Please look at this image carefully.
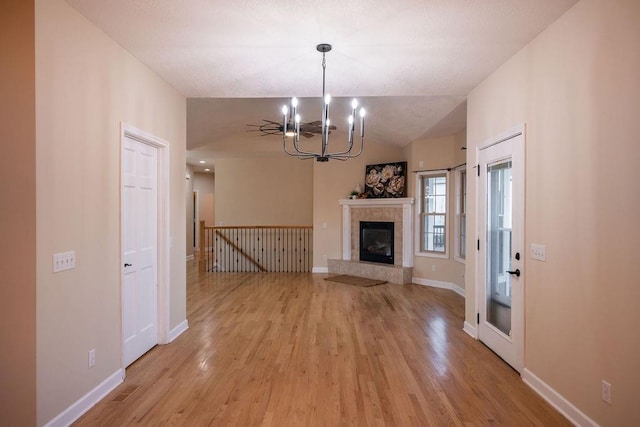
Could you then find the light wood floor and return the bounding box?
[75,262,569,426]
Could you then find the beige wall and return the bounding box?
[215,156,313,226]
[466,0,640,424]
[194,172,215,226]
[35,0,186,424]
[186,165,194,256]
[0,1,37,424]
[406,132,467,288]
[313,138,405,269]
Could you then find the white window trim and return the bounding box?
[415,170,449,259]
[454,166,467,264]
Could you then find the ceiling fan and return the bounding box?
[247,119,336,139]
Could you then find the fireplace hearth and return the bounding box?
[360,221,394,264]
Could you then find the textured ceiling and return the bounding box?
[66,0,578,165]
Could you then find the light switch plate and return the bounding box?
[530,244,546,261]
[53,251,76,272]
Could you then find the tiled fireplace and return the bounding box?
[328,198,414,284]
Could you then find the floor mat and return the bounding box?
[324,274,387,287]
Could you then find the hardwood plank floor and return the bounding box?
[75,262,570,426]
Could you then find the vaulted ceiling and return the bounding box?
[66,0,577,168]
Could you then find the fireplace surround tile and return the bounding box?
[331,198,415,283]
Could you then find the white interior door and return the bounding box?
[478,130,524,372]
[122,136,158,367]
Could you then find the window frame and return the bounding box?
[454,166,467,264]
[415,170,449,259]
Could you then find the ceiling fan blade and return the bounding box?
[247,118,337,138]
[299,125,320,133]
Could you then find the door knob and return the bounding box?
[124,263,132,267]
[506,269,520,277]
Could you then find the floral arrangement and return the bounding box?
[364,162,407,198]
[349,183,363,199]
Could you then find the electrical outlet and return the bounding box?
[53,251,76,272]
[431,265,437,272]
[88,349,96,368]
[601,380,611,405]
[530,243,546,261]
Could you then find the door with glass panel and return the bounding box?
[478,131,524,372]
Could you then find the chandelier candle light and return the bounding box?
[281,43,366,162]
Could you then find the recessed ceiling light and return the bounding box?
[204,168,210,172]
[199,160,206,164]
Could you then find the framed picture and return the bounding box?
[364,162,407,198]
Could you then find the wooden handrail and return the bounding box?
[214,230,267,272]
[205,225,312,230]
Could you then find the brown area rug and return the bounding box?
[324,274,387,287]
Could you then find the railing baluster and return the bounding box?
[201,225,312,273]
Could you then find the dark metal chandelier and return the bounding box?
[281,43,366,162]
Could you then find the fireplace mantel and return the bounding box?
[338,198,415,268]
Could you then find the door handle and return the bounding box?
[124,263,132,267]
[506,269,520,277]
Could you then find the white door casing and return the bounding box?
[477,126,525,373]
[121,123,170,370]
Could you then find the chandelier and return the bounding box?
[281,43,366,162]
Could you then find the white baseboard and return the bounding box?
[44,369,123,427]
[412,277,465,297]
[312,267,328,273]
[168,319,189,343]
[185,254,194,261]
[523,368,598,427]
[463,321,477,339]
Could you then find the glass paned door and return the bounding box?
[477,128,524,373]
[486,161,513,336]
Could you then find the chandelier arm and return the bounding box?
[324,138,355,156]
[283,146,317,161]
[282,138,300,157]
[323,133,364,158]
[292,135,316,155]
[283,143,314,158]
[286,135,320,157]
[283,137,315,158]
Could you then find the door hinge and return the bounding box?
[477,313,480,324]
[477,164,480,177]
[477,239,480,251]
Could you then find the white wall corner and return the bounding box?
[342,204,351,261]
[412,277,465,297]
[43,369,123,427]
[463,321,477,339]
[168,319,189,343]
[312,266,329,274]
[522,369,599,427]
